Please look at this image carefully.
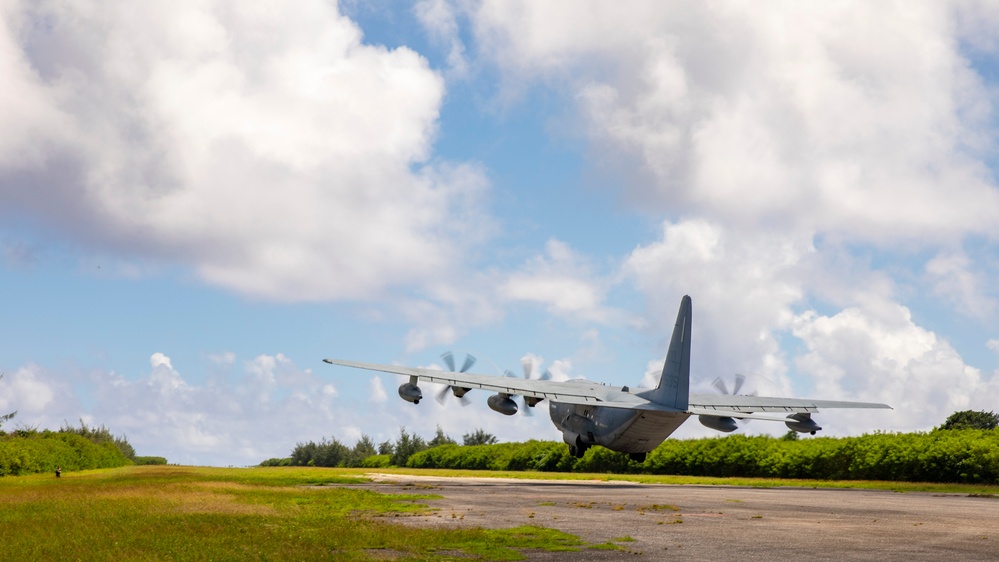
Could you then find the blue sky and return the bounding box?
[2,1,999,466]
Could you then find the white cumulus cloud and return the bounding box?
[925,250,998,320]
[0,0,491,301]
[500,239,614,322]
[470,1,999,243]
[792,300,999,432]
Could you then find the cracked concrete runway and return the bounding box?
[351,474,999,561]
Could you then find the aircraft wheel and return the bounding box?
[568,445,578,457]
[628,452,646,463]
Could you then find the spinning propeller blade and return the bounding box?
[436,352,475,406]
[712,373,755,425]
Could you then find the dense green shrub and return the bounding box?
[504,440,575,472]
[271,422,999,484]
[573,446,641,474]
[407,440,589,473]
[134,456,169,465]
[403,430,999,484]
[0,430,131,476]
[360,454,392,468]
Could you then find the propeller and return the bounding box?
[442,351,476,374]
[502,357,551,416]
[436,352,475,406]
[520,356,552,381]
[712,373,756,425]
[713,373,747,396]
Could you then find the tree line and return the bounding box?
[0,420,137,476]
[1,384,163,475]
[268,411,999,484]
[407,428,999,484]
[413,410,999,484]
[260,426,498,468]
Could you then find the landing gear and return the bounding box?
[628,452,646,463]
[569,444,588,459]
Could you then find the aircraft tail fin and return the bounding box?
[641,295,691,410]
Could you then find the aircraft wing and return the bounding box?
[688,393,892,419]
[323,359,684,412]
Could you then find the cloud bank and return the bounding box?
[0,0,489,301]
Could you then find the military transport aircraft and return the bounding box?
[324,296,891,462]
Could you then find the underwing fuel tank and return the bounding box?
[785,413,821,434]
[398,382,422,404]
[487,394,518,415]
[698,415,738,433]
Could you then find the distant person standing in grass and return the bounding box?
[56,466,61,478]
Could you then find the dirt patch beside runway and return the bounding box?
[348,473,998,561]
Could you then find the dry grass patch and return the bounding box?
[166,489,279,516]
[637,503,680,515]
[0,465,596,560]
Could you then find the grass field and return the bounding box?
[3,466,996,561]
[0,466,587,561]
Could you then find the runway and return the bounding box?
[355,474,998,561]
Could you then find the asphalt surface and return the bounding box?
[352,473,999,561]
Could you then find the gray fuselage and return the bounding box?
[548,400,689,454]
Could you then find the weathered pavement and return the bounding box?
[349,473,999,561]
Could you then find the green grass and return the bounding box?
[339,466,999,495]
[0,466,587,561]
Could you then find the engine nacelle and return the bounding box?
[398,382,422,404]
[698,415,738,433]
[487,393,518,415]
[785,413,821,434]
